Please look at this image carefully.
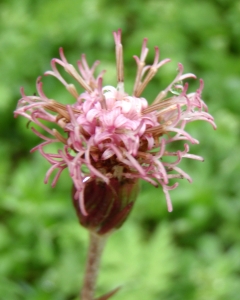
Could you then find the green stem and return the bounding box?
[81,232,107,300]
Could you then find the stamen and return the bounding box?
[133,45,170,97]
[65,64,93,92]
[152,90,167,105]
[97,77,107,109]
[145,124,164,135]
[52,128,68,144]
[133,38,148,96]
[135,67,157,97]
[66,84,79,99]
[113,29,124,92]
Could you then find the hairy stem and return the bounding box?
[81,232,107,300]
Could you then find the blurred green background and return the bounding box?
[1,0,240,299]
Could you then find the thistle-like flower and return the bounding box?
[14,29,216,233]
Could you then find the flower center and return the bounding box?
[102,85,148,117]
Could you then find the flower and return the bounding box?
[14,29,216,226]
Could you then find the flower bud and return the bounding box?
[72,178,139,235]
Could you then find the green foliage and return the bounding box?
[1,0,240,299]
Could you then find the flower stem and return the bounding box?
[81,231,107,300]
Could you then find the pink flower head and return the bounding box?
[14,29,216,219]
